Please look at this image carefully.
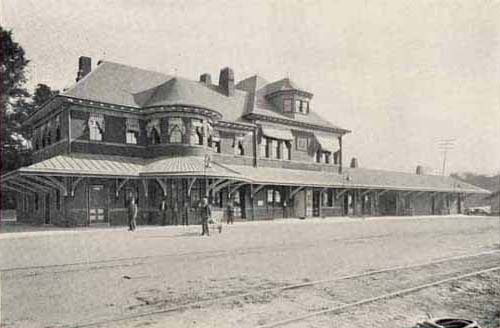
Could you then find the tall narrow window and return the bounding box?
[316,149,322,163]
[260,138,267,158]
[35,193,39,211]
[55,116,61,142]
[274,190,281,203]
[167,118,185,144]
[147,119,161,145]
[266,139,274,158]
[191,119,204,145]
[296,99,302,113]
[126,118,140,144]
[234,136,244,156]
[285,141,292,160]
[334,150,340,165]
[283,99,293,113]
[41,125,46,147]
[46,121,52,146]
[56,189,61,210]
[88,113,104,141]
[34,128,40,150]
[267,189,274,203]
[275,140,281,159]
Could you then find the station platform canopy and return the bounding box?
[1,154,490,195]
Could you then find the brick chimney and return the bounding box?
[350,157,359,168]
[200,73,212,85]
[76,56,92,82]
[219,67,235,96]
[416,165,424,175]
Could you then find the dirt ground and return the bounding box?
[1,215,499,328]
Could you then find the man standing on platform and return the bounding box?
[128,193,138,231]
[200,197,211,236]
[226,199,234,224]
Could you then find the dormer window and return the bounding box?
[297,100,309,114]
[283,98,293,113]
[283,98,309,114]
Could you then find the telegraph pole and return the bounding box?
[438,139,456,176]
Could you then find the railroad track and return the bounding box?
[258,265,500,328]
[65,250,500,328]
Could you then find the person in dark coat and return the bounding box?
[200,197,211,236]
[226,200,234,224]
[182,200,189,225]
[128,195,138,231]
[172,201,179,225]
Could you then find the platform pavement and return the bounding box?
[0,214,493,240]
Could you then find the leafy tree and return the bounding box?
[1,26,30,174]
[32,83,59,107]
[1,26,59,174]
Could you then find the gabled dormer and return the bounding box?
[264,78,313,116]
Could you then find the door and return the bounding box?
[44,193,51,224]
[89,185,106,224]
[237,189,246,219]
[294,190,306,218]
[312,190,321,217]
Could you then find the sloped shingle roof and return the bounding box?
[5,154,488,194]
[225,164,488,194]
[15,154,246,180]
[62,62,347,131]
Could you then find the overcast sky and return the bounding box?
[1,0,499,175]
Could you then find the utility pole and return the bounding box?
[438,139,456,176]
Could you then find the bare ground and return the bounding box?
[1,215,499,328]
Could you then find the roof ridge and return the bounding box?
[97,60,170,78]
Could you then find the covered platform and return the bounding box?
[1,154,490,226]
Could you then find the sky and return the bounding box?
[1,0,499,175]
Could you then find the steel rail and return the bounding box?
[258,265,500,328]
[66,250,499,328]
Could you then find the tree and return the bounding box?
[1,27,60,174]
[32,83,59,108]
[1,26,31,174]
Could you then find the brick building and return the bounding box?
[1,57,489,226]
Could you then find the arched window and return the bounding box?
[150,128,160,144]
[167,118,185,144]
[170,127,182,143]
[146,119,161,145]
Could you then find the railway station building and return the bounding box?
[1,57,489,226]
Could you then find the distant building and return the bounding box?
[482,190,500,214]
[0,57,489,226]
